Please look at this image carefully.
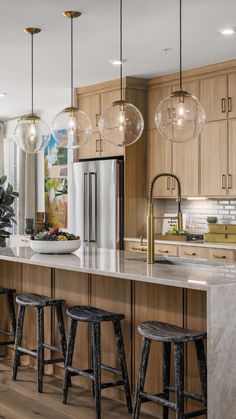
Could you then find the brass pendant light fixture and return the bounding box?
[14,28,51,153]
[52,11,92,149]
[155,0,206,143]
[99,0,144,147]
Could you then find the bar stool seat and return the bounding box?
[68,305,125,322]
[0,287,16,346]
[12,292,67,393]
[63,305,132,419]
[138,321,207,342]
[16,293,65,307]
[134,321,207,419]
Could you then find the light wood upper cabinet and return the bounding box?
[77,132,101,160]
[146,130,172,197]
[78,94,100,132]
[147,85,171,129]
[228,72,236,119]
[228,119,236,194]
[200,75,228,122]
[200,120,228,196]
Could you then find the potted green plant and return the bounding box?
[0,175,19,247]
[207,216,218,224]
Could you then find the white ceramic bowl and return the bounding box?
[30,239,80,254]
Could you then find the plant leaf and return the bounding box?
[0,176,7,185]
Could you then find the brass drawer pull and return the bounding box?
[227,174,232,189]
[167,177,170,190]
[213,254,226,259]
[158,249,169,254]
[100,139,103,152]
[228,97,232,113]
[95,113,101,126]
[96,139,100,152]
[172,178,175,190]
[184,252,196,256]
[221,174,226,189]
[221,97,226,113]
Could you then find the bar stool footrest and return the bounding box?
[185,407,207,418]
[139,391,176,409]
[17,347,37,357]
[44,358,64,365]
[67,366,94,380]
[0,340,15,345]
[43,343,63,353]
[101,363,122,376]
[0,328,14,337]
[166,384,205,403]
[101,380,125,389]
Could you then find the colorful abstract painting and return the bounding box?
[44,135,68,228]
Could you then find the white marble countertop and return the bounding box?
[125,237,236,250]
[1,246,236,291]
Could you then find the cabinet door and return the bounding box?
[200,75,227,121]
[100,89,124,157]
[147,85,171,129]
[200,121,228,196]
[77,132,101,160]
[228,119,236,195]
[146,129,172,197]
[228,72,236,119]
[77,94,100,132]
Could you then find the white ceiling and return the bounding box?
[0,0,236,119]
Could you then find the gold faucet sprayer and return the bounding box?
[147,173,183,264]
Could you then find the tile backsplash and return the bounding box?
[153,199,236,234]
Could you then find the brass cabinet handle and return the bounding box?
[172,178,175,190]
[228,97,232,113]
[212,254,226,259]
[184,251,196,256]
[167,177,170,190]
[221,98,226,113]
[227,174,232,189]
[96,139,100,152]
[100,139,103,152]
[95,113,101,126]
[158,249,169,254]
[221,174,226,189]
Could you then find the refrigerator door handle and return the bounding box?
[89,172,97,242]
[84,173,89,242]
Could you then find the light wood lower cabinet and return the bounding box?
[178,246,209,259]
[155,243,178,256]
[208,248,235,262]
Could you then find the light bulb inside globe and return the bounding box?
[99,100,144,147]
[14,114,51,153]
[52,107,92,149]
[155,90,206,143]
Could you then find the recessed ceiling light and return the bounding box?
[0,92,7,97]
[219,27,236,36]
[110,59,127,66]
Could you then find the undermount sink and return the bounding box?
[124,255,213,266]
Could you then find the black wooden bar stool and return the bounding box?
[63,305,132,419]
[133,321,207,419]
[12,293,67,393]
[0,287,16,346]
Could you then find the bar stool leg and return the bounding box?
[195,339,207,406]
[7,292,16,338]
[162,342,171,419]
[133,338,151,419]
[174,342,184,419]
[63,318,77,404]
[113,319,133,414]
[12,305,25,380]
[92,322,101,419]
[37,307,45,393]
[56,305,67,360]
[90,322,95,397]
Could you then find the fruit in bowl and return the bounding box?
[30,228,80,254]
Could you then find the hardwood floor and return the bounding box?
[0,358,155,419]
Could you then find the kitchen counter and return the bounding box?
[125,236,236,250]
[0,246,235,418]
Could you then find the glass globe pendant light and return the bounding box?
[52,11,92,149]
[155,0,206,143]
[99,0,144,147]
[14,28,51,154]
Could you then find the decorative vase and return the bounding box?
[25,218,34,235]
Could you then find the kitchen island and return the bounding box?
[0,246,235,419]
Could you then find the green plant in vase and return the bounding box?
[0,175,19,246]
[207,216,218,224]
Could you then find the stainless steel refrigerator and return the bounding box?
[68,159,124,249]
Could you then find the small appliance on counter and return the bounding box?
[68,158,124,250]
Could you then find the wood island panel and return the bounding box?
[134,282,183,418]
[90,274,132,401]
[54,269,90,388]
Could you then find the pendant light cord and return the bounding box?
[120,0,123,101]
[179,0,183,91]
[31,33,34,115]
[71,16,74,108]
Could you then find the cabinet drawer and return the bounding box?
[208,248,235,262]
[154,244,178,256]
[124,241,147,252]
[178,246,209,259]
